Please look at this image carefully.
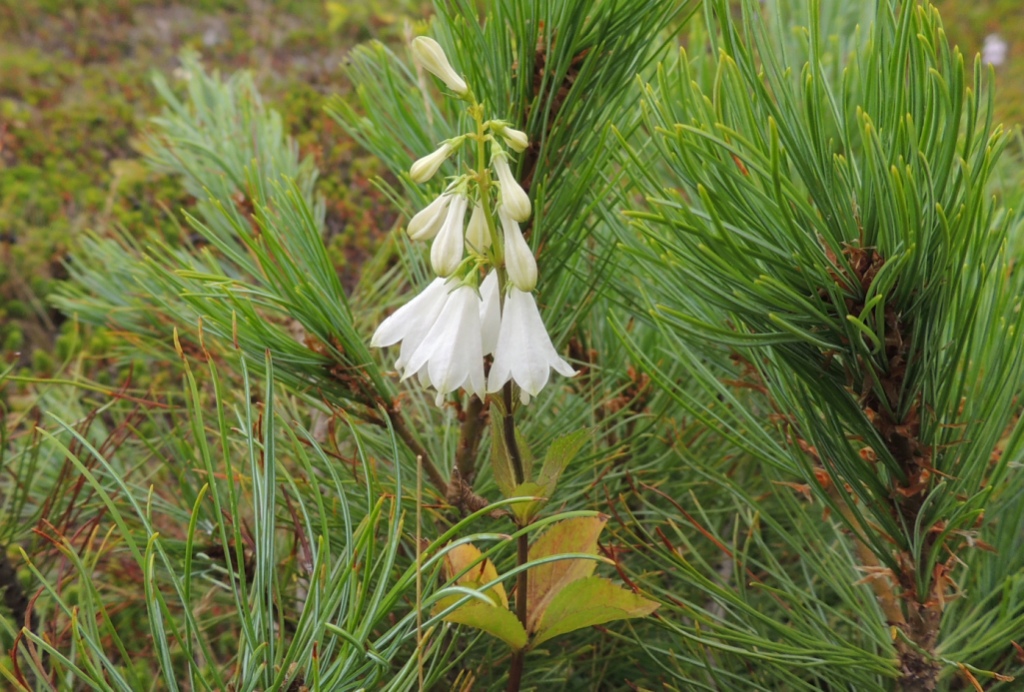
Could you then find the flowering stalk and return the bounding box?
[377,40,576,408]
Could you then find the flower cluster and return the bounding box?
[371,37,574,406]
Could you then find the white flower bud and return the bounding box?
[492,150,531,222]
[499,207,537,292]
[411,36,468,96]
[407,193,451,241]
[465,200,491,253]
[431,193,468,277]
[500,126,529,153]
[410,141,454,183]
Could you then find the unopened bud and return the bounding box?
[500,126,529,153]
[410,141,454,183]
[492,150,531,222]
[407,193,451,241]
[465,200,491,253]
[500,207,537,292]
[411,36,469,96]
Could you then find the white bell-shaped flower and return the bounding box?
[411,36,469,96]
[465,200,491,253]
[403,283,486,404]
[499,126,529,153]
[410,141,454,184]
[371,277,452,372]
[479,270,501,356]
[408,193,451,241]
[487,287,576,404]
[499,208,537,292]
[431,193,468,277]
[491,150,531,222]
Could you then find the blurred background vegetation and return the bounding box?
[0,0,426,371]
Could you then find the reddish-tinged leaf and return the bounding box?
[531,576,660,647]
[526,515,607,632]
[432,596,527,650]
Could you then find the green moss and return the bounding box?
[5,300,27,319]
[2,328,24,353]
[31,348,54,374]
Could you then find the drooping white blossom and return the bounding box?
[410,141,454,183]
[488,287,575,404]
[407,193,451,241]
[465,200,491,253]
[479,271,501,356]
[499,208,537,292]
[371,277,452,372]
[403,284,486,404]
[431,193,468,276]
[411,36,469,96]
[491,150,531,222]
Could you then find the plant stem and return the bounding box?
[502,384,525,484]
[454,395,486,483]
[507,533,530,692]
[501,382,528,692]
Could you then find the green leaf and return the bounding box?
[489,409,517,498]
[526,515,607,632]
[432,597,527,651]
[490,402,537,499]
[537,429,589,496]
[531,576,660,647]
[517,428,535,484]
[509,481,547,525]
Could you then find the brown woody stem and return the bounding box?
[502,382,529,692]
[454,395,486,483]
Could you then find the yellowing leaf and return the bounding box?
[526,516,607,632]
[442,543,507,609]
[432,597,527,650]
[531,576,659,647]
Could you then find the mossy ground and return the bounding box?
[0,0,426,372]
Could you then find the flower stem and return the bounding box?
[501,381,529,692]
[454,395,486,483]
[502,383,525,484]
[507,534,529,692]
[471,102,503,263]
